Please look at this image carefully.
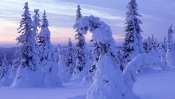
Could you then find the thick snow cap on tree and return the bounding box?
[11,62,45,88]
[42,44,62,87]
[123,54,145,88]
[77,16,116,50]
[123,51,167,90]
[76,15,139,99]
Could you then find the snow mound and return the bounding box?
[87,53,139,99]
[11,65,45,88]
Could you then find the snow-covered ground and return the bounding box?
[0,68,175,99]
[134,68,175,99]
[0,83,89,99]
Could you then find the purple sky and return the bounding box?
[0,0,175,46]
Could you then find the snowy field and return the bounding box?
[134,68,175,99]
[0,68,175,99]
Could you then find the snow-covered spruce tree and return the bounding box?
[145,35,157,53]
[151,34,159,52]
[142,37,153,54]
[142,39,148,53]
[152,40,162,68]
[167,25,174,52]
[123,0,144,69]
[117,48,125,70]
[72,5,87,81]
[166,25,175,66]
[0,54,9,79]
[37,10,62,87]
[66,38,76,77]
[158,43,167,71]
[143,35,161,69]
[147,36,153,53]
[76,15,139,99]
[58,45,70,83]
[0,53,12,86]
[10,47,20,84]
[12,2,44,87]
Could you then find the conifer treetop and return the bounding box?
[68,38,73,46]
[76,5,83,21]
[41,10,49,29]
[32,9,40,30]
[168,25,174,34]
[126,0,141,17]
[17,2,32,44]
[167,25,174,51]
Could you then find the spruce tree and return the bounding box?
[72,5,87,81]
[37,10,62,87]
[0,54,13,86]
[166,25,175,66]
[16,2,39,70]
[159,43,167,71]
[58,45,70,83]
[151,34,159,51]
[37,10,51,61]
[167,25,174,52]
[147,36,153,53]
[123,0,144,68]
[12,2,44,87]
[66,38,75,76]
[0,54,9,79]
[37,10,49,44]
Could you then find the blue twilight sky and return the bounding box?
[0,0,175,46]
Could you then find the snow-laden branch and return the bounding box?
[123,52,167,88]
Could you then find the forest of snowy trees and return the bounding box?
[0,0,175,99]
